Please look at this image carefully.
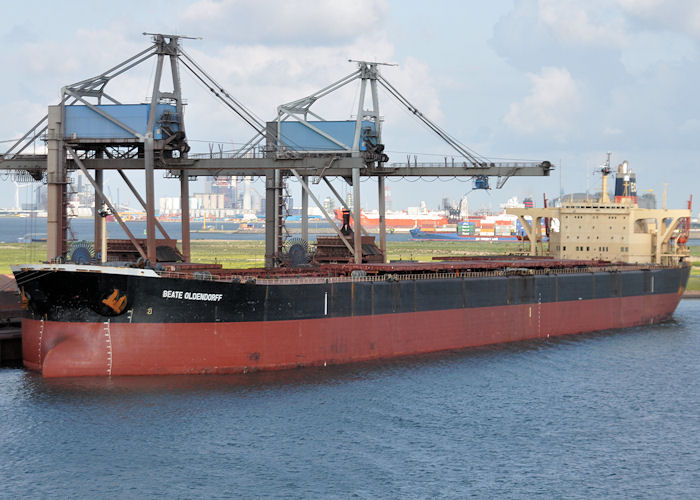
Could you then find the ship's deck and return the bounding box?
[13,257,689,287]
[156,255,667,282]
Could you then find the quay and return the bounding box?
[0,274,22,367]
[0,328,22,367]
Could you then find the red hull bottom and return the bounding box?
[23,292,683,377]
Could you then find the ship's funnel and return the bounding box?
[614,161,637,203]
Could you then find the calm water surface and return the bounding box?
[1,301,699,498]
[0,217,418,243]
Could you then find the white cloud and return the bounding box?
[180,0,389,45]
[174,35,447,153]
[537,0,700,47]
[617,0,700,37]
[178,36,398,143]
[381,57,443,122]
[15,29,143,80]
[538,0,627,48]
[504,67,582,138]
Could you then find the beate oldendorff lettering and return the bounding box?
[162,289,223,301]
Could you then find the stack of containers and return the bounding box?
[480,222,495,236]
[495,220,513,236]
[457,222,476,235]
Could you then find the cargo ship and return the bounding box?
[409,212,531,241]
[13,162,692,377]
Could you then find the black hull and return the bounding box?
[16,264,690,326]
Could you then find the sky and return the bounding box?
[1,0,699,214]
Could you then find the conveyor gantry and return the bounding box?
[0,34,552,269]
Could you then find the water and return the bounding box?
[4,216,699,245]
[0,216,418,242]
[1,301,699,498]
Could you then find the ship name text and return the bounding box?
[162,289,223,302]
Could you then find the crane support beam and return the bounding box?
[290,169,355,256]
[0,156,47,172]
[66,146,147,260]
[2,156,552,179]
[117,169,171,240]
[76,158,551,177]
[322,177,369,237]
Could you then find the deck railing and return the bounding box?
[155,263,681,285]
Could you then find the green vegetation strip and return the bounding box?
[0,243,46,275]
[190,240,265,269]
[687,277,700,292]
[0,240,523,274]
[191,240,524,269]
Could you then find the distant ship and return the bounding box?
[409,228,520,242]
[334,208,448,229]
[410,214,525,241]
